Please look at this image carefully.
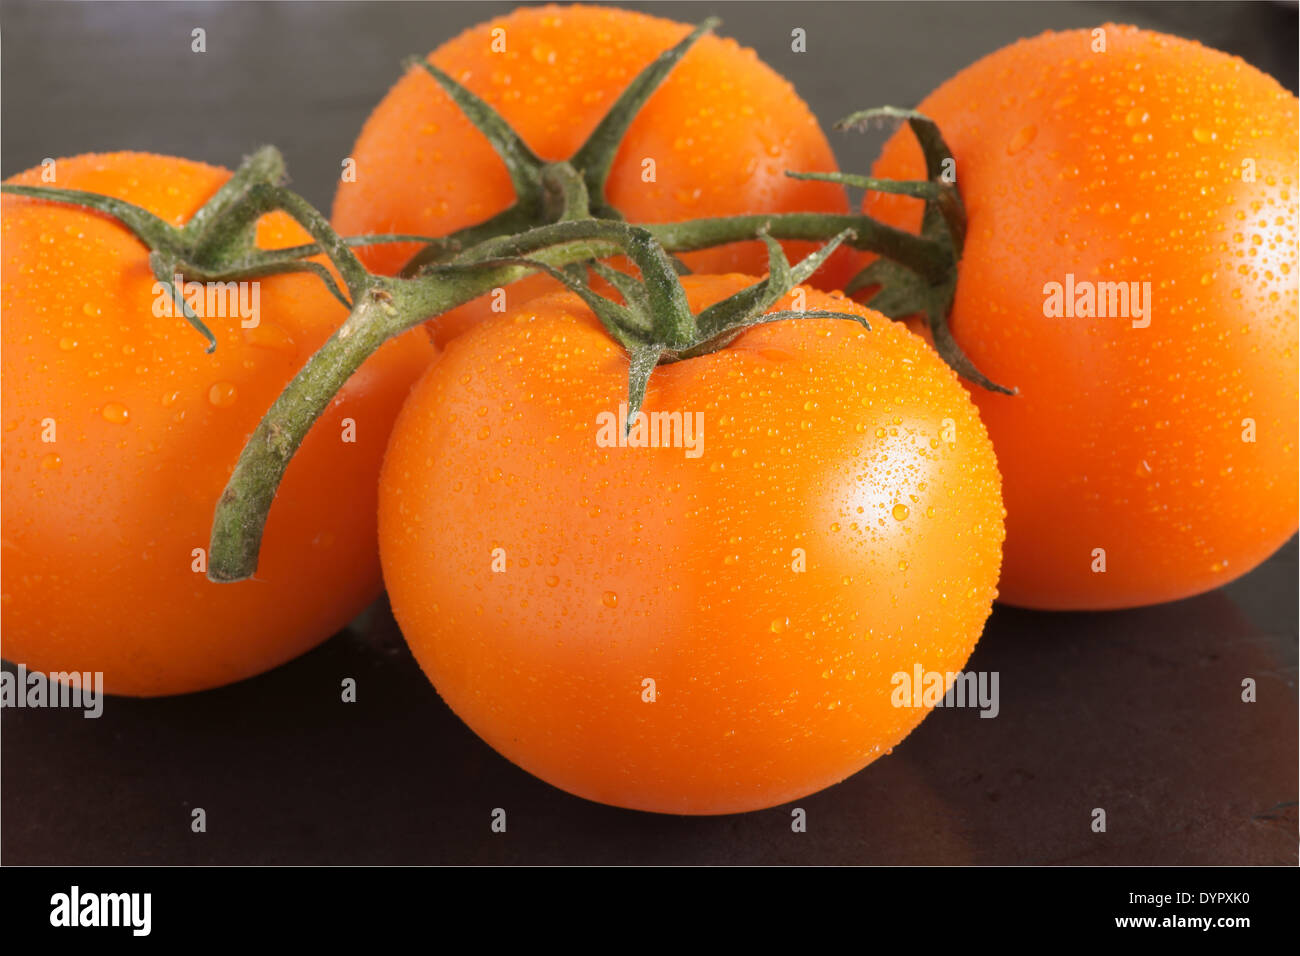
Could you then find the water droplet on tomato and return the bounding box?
[1006,124,1037,155]
[208,382,238,407]
[243,323,295,353]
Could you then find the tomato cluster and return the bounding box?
[2,7,1295,815]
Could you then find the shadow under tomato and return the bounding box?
[2,540,1295,864]
[889,580,1297,865]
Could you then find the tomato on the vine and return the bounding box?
[333,4,856,344]
[1,153,433,696]
[378,275,1004,814]
[868,25,1298,609]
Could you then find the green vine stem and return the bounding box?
[212,220,867,583]
[2,155,976,582]
[0,21,1010,583]
[206,222,644,581]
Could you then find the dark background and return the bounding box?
[1,1,1296,864]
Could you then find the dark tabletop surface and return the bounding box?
[1,1,1296,865]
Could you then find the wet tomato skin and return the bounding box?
[2,153,434,696]
[379,275,1004,814]
[868,25,1298,609]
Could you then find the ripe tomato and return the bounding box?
[1,153,434,696]
[868,25,1298,609]
[333,4,855,345]
[379,275,1004,814]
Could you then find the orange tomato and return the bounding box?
[333,4,855,345]
[868,25,1298,609]
[379,275,1004,814]
[1,153,433,696]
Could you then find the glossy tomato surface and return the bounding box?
[379,275,1004,814]
[2,153,434,695]
[333,4,855,344]
[869,25,1298,609]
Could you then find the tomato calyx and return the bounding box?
[0,146,444,352]
[388,24,1006,392]
[473,222,865,423]
[796,108,1014,395]
[2,147,296,352]
[396,18,721,275]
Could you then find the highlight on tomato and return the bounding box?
[333,3,857,344]
[865,24,1298,610]
[377,248,1005,814]
[1,153,433,696]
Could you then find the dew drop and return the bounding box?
[207,382,238,407]
[101,402,129,424]
[891,503,910,521]
[1006,124,1037,155]
[601,591,618,609]
[243,324,295,353]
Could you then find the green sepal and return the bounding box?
[569,18,719,218]
[149,253,217,352]
[2,184,183,253]
[693,228,852,339]
[833,106,1012,393]
[405,56,545,204]
[588,261,651,315]
[624,344,665,430]
[787,169,941,201]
